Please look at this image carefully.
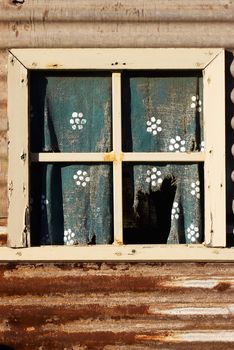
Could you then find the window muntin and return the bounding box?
[7,49,226,254]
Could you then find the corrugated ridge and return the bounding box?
[1,22,234,49]
[1,0,234,22]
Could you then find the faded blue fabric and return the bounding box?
[30,72,112,152]
[123,163,203,244]
[30,164,113,245]
[30,73,113,245]
[122,73,204,244]
[30,71,203,245]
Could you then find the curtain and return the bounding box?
[30,71,203,245]
[122,72,204,244]
[30,72,113,245]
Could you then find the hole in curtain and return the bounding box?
[123,163,204,244]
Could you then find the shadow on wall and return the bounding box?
[0,346,15,350]
[226,50,234,246]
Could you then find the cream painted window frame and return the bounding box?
[5,48,229,262]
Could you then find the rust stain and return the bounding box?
[214,282,232,292]
[0,234,7,246]
[0,218,7,227]
[135,331,173,342]
[114,239,123,245]
[104,152,115,162]
[43,9,49,23]
[0,273,172,295]
[103,152,124,163]
[0,331,138,349]
[0,303,149,321]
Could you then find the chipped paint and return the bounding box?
[178,331,234,342]
[165,279,225,289]
[151,306,231,316]
[136,331,234,342]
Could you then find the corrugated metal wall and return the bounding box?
[1,262,234,350]
[1,1,234,348]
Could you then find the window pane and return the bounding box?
[30,164,113,245]
[122,71,203,152]
[30,72,112,152]
[123,163,204,244]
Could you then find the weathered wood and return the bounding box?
[7,53,29,247]
[123,152,204,162]
[8,48,225,250]
[1,245,234,261]
[0,50,8,218]
[112,72,123,244]
[9,48,221,70]
[31,152,205,162]
[204,50,226,247]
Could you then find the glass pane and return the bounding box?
[30,164,113,246]
[122,71,203,152]
[123,163,204,244]
[30,72,112,152]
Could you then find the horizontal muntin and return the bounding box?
[30,152,205,163]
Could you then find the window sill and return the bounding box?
[0,245,234,262]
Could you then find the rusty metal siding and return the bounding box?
[0,262,234,349]
[0,2,234,349]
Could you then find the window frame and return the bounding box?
[5,48,229,262]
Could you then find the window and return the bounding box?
[6,49,227,261]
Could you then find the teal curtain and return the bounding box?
[30,71,204,245]
[30,164,113,245]
[30,72,113,245]
[122,73,204,244]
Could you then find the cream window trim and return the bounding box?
[9,48,222,70]
[7,48,227,258]
[8,54,29,248]
[1,246,234,262]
